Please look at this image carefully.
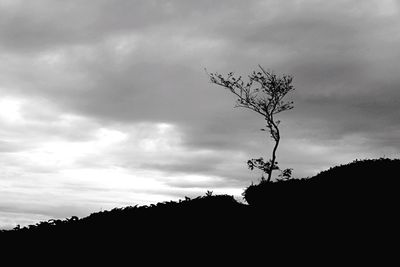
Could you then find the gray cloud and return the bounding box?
[0,140,29,153]
[0,1,172,52]
[1,0,400,228]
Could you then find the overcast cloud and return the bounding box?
[1,0,399,229]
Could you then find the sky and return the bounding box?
[1,0,399,229]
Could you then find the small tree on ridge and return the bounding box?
[208,65,295,182]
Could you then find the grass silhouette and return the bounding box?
[1,158,398,262]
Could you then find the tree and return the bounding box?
[208,65,294,182]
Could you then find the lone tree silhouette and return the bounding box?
[208,65,295,182]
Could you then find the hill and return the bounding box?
[1,158,399,262]
[244,157,399,209]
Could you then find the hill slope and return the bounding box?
[244,157,399,209]
[1,158,399,260]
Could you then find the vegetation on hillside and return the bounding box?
[1,157,398,262]
[2,158,398,236]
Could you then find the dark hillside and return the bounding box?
[1,158,399,261]
[244,158,399,210]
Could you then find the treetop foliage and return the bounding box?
[208,65,294,120]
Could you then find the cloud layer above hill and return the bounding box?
[1,0,399,228]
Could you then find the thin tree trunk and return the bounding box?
[267,120,280,182]
[267,138,279,182]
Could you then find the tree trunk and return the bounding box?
[267,120,280,182]
[267,138,279,182]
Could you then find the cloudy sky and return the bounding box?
[1,0,399,228]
